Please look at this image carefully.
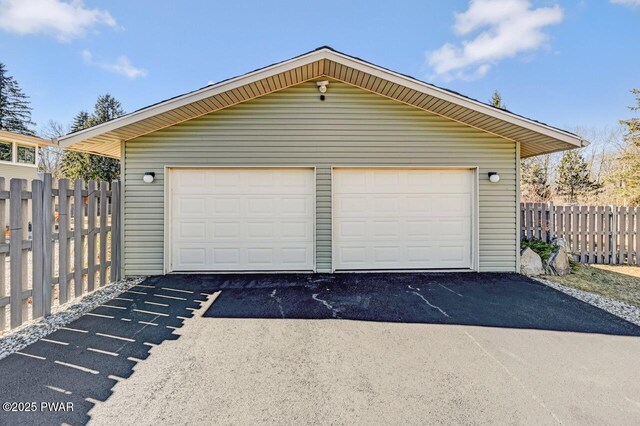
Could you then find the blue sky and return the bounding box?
[0,0,638,136]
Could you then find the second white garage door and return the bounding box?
[170,168,315,272]
[333,168,474,271]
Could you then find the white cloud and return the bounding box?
[426,0,564,81]
[0,0,117,42]
[82,49,147,79]
[610,0,640,8]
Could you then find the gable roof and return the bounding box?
[0,130,58,147]
[57,46,586,158]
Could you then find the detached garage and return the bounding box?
[58,47,585,275]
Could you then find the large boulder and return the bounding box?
[520,247,545,276]
[545,247,571,276]
[552,238,568,251]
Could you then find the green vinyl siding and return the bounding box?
[124,81,517,275]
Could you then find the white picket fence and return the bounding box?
[521,202,640,265]
[0,174,121,332]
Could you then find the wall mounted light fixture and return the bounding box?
[316,80,329,101]
[316,80,329,93]
[143,172,155,184]
[488,172,500,183]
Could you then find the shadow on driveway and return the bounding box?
[199,272,640,336]
[0,272,638,425]
[0,277,211,425]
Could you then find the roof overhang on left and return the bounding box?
[0,130,59,148]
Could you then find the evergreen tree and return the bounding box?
[490,90,507,110]
[0,63,35,135]
[70,111,90,132]
[555,150,602,204]
[521,159,552,202]
[87,94,124,125]
[608,89,640,205]
[62,95,123,181]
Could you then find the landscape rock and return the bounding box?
[553,238,568,250]
[520,247,545,276]
[545,247,571,276]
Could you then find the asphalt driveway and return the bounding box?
[1,272,639,425]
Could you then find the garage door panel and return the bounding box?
[177,222,206,240]
[247,198,274,215]
[280,197,312,215]
[175,197,206,216]
[171,168,314,271]
[372,220,401,238]
[177,248,207,266]
[281,221,311,239]
[212,198,241,214]
[334,168,473,270]
[212,222,240,239]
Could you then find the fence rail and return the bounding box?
[521,202,640,265]
[0,174,120,332]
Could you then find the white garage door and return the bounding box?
[333,168,474,270]
[170,168,315,272]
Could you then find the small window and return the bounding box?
[17,145,36,165]
[0,141,11,162]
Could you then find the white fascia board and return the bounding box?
[58,49,330,148]
[323,50,583,148]
[58,47,583,149]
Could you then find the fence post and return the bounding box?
[619,206,627,264]
[547,202,554,243]
[73,179,84,296]
[31,179,44,319]
[611,205,618,265]
[87,181,96,291]
[588,206,596,263]
[99,181,107,287]
[43,174,53,315]
[636,207,640,266]
[110,181,121,282]
[9,179,27,328]
[58,179,70,303]
[0,177,5,331]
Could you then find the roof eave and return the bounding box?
[57,46,583,152]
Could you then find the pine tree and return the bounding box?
[521,159,552,202]
[0,63,35,135]
[556,150,602,204]
[87,94,124,125]
[490,90,507,110]
[70,111,90,132]
[62,95,123,181]
[608,89,640,205]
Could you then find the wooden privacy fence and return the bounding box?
[0,174,121,332]
[521,202,640,265]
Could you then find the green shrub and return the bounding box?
[521,238,555,261]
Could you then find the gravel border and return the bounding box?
[533,277,640,327]
[0,276,145,361]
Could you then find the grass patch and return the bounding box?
[543,264,640,308]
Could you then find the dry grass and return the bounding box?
[543,264,640,308]
[590,264,640,279]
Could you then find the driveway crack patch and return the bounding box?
[312,293,340,318]
[408,287,450,318]
[438,283,463,297]
[270,289,285,319]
